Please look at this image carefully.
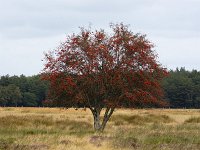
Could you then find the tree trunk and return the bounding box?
[93,109,102,131]
[90,107,115,132]
[101,107,114,131]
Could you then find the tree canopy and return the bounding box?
[42,23,167,131]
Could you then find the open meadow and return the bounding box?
[0,107,200,150]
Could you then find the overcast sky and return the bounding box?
[0,0,199,76]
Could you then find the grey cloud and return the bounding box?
[1,0,200,39]
[0,0,200,75]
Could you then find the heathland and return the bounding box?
[0,107,200,150]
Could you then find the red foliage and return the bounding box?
[42,23,168,108]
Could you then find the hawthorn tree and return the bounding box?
[42,23,168,131]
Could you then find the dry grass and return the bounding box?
[0,107,200,150]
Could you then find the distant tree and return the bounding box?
[0,84,22,106]
[44,23,167,131]
[0,75,49,107]
[7,84,22,106]
[0,75,10,86]
[22,92,37,107]
[0,86,8,106]
[163,68,200,108]
[26,75,49,106]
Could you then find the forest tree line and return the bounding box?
[1,68,200,108]
[163,68,200,108]
[0,75,48,107]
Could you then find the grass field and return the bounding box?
[0,107,200,150]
